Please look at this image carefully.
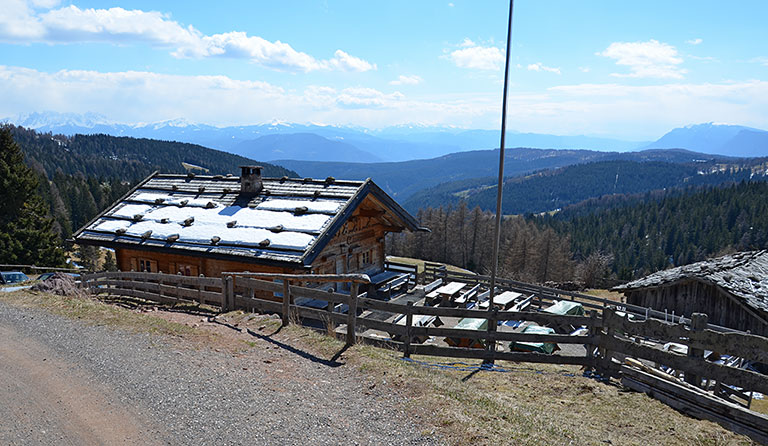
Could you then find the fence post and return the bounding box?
[158,272,165,303]
[587,310,599,366]
[326,292,336,335]
[484,307,498,365]
[346,282,359,345]
[221,275,233,312]
[281,280,291,326]
[404,302,413,358]
[598,307,615,376]
[685,313,708,387]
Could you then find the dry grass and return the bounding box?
[585,288,626,303]
[386,256,475,275]
[0,289,213,345]
[284,325,755,446]
[1,289,758,446]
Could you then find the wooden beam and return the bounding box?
[223,272,371,284]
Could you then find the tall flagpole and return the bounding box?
[489,0,514,310]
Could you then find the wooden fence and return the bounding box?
[422,264,741,333]
[80,270,768,442]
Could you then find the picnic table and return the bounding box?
[478,290,522,310]
[426,281,466,305]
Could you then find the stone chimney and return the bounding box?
[240,166,263,194]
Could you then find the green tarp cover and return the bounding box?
[543,300,585,316]
[454,318,488,331]
[511,324,558,354]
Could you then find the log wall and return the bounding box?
[625,280,768,336]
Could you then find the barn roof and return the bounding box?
[615,250,768,313]
[73,171,425,267]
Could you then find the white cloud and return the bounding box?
[751,57,768,67]
[327,50,376,72]
[597,39,686,79]
[446,41,504,70]
[527,62,561,74]
[0,2,374,73]
[0,65,493,128]
[4,64,768,139]
[687,38,703,45]
[579,66,590,73]
[389,75,422,85]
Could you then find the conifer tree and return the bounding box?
[0,127,66,266]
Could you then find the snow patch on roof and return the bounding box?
[256,198,343,213]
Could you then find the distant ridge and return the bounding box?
[644,123,768,158]
[6,111,649,162]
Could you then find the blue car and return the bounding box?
[0,271,30,284]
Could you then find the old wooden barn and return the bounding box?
[73,166,425,284]
[614,250,768,335]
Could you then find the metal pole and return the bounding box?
[489,0,515,308]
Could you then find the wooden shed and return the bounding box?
[73,167,426,283]
[614,250,768,335]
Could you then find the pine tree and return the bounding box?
[0,127,66,266]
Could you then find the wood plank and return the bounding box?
[225,272,371,284]
[356,297,593,325]
[289,284,351,305]
[602,336,768,395]
[355,317,406,336]
[235,295,282,313]
[622,365,768,431]
[604,309,768,362]
[234,276,284,293]
[621,373,768,444]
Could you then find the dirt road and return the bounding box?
[0,324,159,445]
[0,300,440,445]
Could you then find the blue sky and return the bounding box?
[1,0,767,140]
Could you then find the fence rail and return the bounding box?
[78,269,768,442]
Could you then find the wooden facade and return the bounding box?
[74,170,424,287]
[115,195,390,279]
[616,251,768,336]
[624,279,768,336]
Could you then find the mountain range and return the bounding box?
[8,112,768,163]
[7,111,649,161]
[643,123,768,158]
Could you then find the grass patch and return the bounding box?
[282,323,755,445]
[1,289,757,445]
[386,256,474,275]
[0,289,210,343]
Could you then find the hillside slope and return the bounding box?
[11,126,297,182]
[279,147,731,201]
[404,159,768,214]
[232,133,381,163]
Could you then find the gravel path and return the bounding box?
[0,301,442,445]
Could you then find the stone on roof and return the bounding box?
[615,250,768,313]
[74,172,422,267]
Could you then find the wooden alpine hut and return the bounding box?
[614,250,768,335]
[73,167,426,282]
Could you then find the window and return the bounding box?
[176,264,199,276]
[137,258,158,272]
[360,250,371,266]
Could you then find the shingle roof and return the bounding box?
[614,250,768,313]
[73,172,424,267]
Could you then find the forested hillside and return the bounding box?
[388,204,574,284]
[538,181,768,280]
[11,126,296,182]
[279,147,728,201]
[9,126,298,240]
[404,159,768,214]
